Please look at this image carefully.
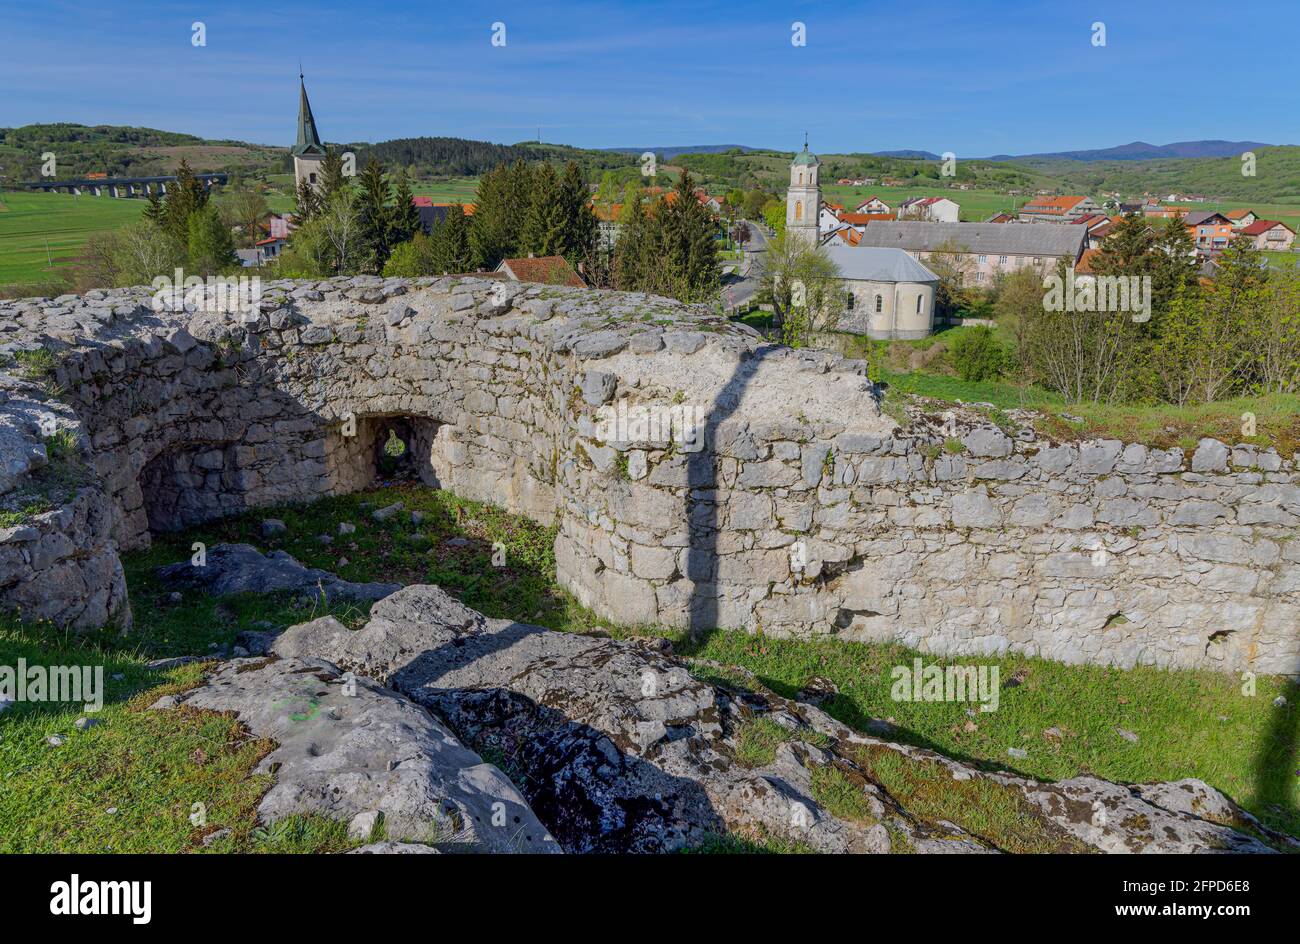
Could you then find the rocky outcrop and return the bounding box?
[157,543,400,603]
[154,653,559,852]
[271,584,1280,854]
[1,277,1297,674]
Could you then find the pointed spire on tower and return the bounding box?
[292,70,324,156]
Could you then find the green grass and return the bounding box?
[2,483,1296,851]
[0,189,145,287]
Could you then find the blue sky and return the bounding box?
[3,0,1297,155]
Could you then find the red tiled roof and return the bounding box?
[1225,208,1255,219]
[411,196,434,207]
[838,212,893,225]
[1023,195,1087,213]
[1075,248,1100,274]
[495,255,585,287]
[1240,219,1293,236]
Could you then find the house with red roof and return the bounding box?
[855,196,892,214]
[1239,220,1295,251]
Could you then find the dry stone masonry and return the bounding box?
[0,277,1296,674]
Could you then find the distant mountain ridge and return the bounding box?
[983,140,1277,162]
[601,145,761,160]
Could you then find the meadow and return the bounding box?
[0,189,144,287]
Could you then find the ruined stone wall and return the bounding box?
[0,277,1295,675]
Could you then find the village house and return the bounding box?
[1017,195,1102,223]
[1183,211,1234,251]
[1225,208,1258,229]
[897,196,960,222]
[1239,219,1296,252]
[855,196,892,214]
[847,221,1087,284]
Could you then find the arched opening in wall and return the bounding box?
[326,414,447,493]
[139,443,246,534]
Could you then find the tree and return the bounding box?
[655,171,721,304]
[731,221,751,252]
[185,204,238,275]
[762,198,785,234]
[469,159,533,269]
[760,231,844,346]
[318,149,349,201]
[924,239,975,316]
[429,204,473,274]
[743,188,768,221]
[613,197,651,291]
[355,157,394,273]
[389,170,422,246]
[383,231,436,277]
[520,163,566,257]
[557,161,598,267]
[221,187,269,246]
[295,176,321,223]
[160,158,209,247]
[277,190,364,277]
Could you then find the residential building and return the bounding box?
[821,245,939,340]
[415,202,476,234]
[844,221,1087,284]
[897,196,960,222]
[1183,211,1234,252]
[855,196,892,214]
[495,255,585,287]
[1017,195,1102,223]
[1225,208,1258,229]
[1239,220,1296,251]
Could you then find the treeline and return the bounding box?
[971,215,1300,403]
[382,159,597,278]
[2,123,203,148]
[355,137,547,177]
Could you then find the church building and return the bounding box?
[783,141,939,339]
[292,73,326,192]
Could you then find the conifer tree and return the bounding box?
[389,170,421,246]
[520,163,566,256]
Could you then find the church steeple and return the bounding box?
[292,71,324,156]
[786,136,821,246]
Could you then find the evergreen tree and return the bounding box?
[295,176,321,223]
[520,163,566,256]
[186,203,237,275]
[355,157,393,273]
[143,190,165,226]
[469,161,520,269]
[612,197,650,291]
[656,171,720,303]
[318,149,349,201]
[389,170,421,246]
[557,161,598,266]
[1150,215,1200,313]
[426,205,472,274]
[161,158,209,247]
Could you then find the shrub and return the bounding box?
[949,326,1007,382]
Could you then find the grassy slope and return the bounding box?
[821,183,1028,222]
[2,484,1295,851]
[0,190,144,285]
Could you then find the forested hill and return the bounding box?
[353,136,547,176]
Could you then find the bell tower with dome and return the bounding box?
[786,135,821,246]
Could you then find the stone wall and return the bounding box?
[0,276,1296,675]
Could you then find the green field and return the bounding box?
[0,190,145,287]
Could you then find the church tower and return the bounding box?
[786,137,821,246]
[292,72,326,192]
